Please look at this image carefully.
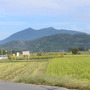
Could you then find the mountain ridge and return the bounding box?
[0,27,86,44]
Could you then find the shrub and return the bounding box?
[71,48,79,54]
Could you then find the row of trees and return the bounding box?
[0,47,87,56]
[0,49,21,55]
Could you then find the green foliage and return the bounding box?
[1,34,90,52]
[71,48,79,54]
[37,52,42,56]
[0,49,19,55]
[8,55,16,60]
[0,49,7,55]
[78,47,86,51]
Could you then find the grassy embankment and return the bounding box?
[0,54,90,90]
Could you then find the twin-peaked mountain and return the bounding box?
[0,27,85,44]
[0,27,89,52]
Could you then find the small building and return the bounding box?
[22,51,30,56]
[16,52,20,57]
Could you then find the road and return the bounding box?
[0,81,70,90]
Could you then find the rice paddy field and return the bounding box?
[0,54,90,89]
[0,61,48,81]
[46,57,90,82]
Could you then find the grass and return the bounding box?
[0,54,90,89]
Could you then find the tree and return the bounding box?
[71,48,79,54]
[78,47,85,51]
[0,49,7,55]
[37,52,42,56]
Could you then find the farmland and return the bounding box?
[46,57,90,81]
[0,61,48,81]
[0,53,90,89]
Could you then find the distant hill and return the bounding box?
[0,34,90,52]
[0,27,85,44]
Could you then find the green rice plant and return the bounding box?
[46,57,90,82]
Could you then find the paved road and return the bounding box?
[0,81,70,90]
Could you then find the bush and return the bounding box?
[37,52,42,56]
[71,48,79,54]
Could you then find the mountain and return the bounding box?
[0,34,90,52]
[0,27,85,44]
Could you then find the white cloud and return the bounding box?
[0,0,90,16]
[0,0,90,22]
[0,0,90,29]
[0,0,59,15]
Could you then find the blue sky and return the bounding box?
[0,0,90,40]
